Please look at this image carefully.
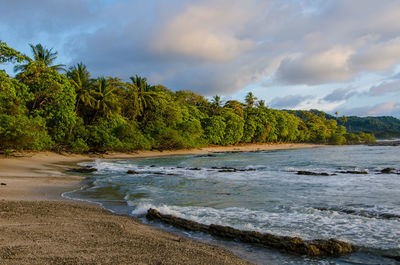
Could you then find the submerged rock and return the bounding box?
[187,167,201,171]
[218,169,237,172]
[146,208,358,257]
[69,167,97,173]
[126,170,139,174]
[337,170,368,174]
[383,255,400,261]
[211,166,256,172]
[315,207,400,220]
[297,171,330,176]
[198,154,217,157]
[369,141,400,146]
[380,168,396,174]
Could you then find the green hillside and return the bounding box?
[288,110,400,139]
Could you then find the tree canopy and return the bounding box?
[0,42,377,152]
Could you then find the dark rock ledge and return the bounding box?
[297,171,332,176]
[146,208,357,257]
[68,166,97,173]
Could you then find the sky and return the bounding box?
[1,0,400,118]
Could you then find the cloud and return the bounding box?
[276,47,354,85]
[367,80,400,96]
[342,101,400,117]
[3,0,400,100]
[269,95,312,109]
[0,0,100,38]
[150,0,257,62]
[323,87,357,102]
[350,37,400,71]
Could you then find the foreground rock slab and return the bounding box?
[147,208,358,258]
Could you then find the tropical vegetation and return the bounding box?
[0,41,376,152]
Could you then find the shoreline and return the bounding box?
[0,143,319,264]
[0,143,319,201]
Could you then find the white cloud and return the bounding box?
[150,0,258,62]
[342,101,400,117]
[324,87,358,102]
[3,0,400,117]
[368,80,400,96]
[276,47,354,85]
[350,37,400,72]
[269,95,312,109]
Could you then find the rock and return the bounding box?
[380,168,395,174]
[146,208,358,257]
[126,170,139,174]
[0,183,6,186]
[316,207,400,219]
[218,169,237,173]
[198,154,216,157]
[146,208,209,233]
[69,167,97,173]
[369,141,400,146]
[187,167,201,171]
[297,171,330,176]
[211,166,255,172]
[337,170,368,174]
[383,255,400,261]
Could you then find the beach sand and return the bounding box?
[0,143,318,264]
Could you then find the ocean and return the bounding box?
[64,145,400,264]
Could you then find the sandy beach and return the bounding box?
[0,143,318,264]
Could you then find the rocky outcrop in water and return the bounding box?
[126,170,139,174]
[315,207,400,220]
[380,168,396,174]
[369,140,400,146]
[383,255,400,262]
[297,171,331,176]
[68,167,97,173]
[212,166,256,172]
[336,170,368,174]
[146,208,357,257]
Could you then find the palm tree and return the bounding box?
[212,95,222,108]
[245,92,257,108]
[15,43,66,73]
[67,63,93,114]
[340,115,348,124]
[90,77,119,123]
[210,95,223,116]
[129,75,159,118]
[257,100,266,108]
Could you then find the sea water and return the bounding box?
[64,145,400,264]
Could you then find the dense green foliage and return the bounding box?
[291,109,400,139]
[0,42,376,152]
[337,116,400,139]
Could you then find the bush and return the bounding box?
[0,114,53,150]
[69,138,90,153]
